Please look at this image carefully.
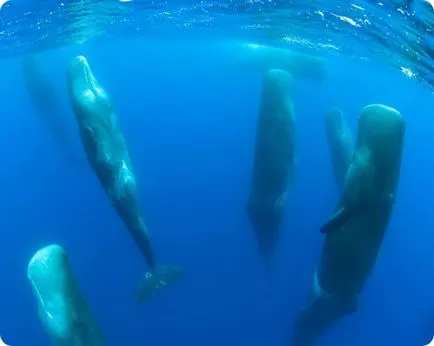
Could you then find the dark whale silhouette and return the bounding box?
[246,69,296,263]
[22,54,82,165]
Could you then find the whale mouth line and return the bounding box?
[28,275,56,328]
[72,56,95,92]
[81,63,93,91]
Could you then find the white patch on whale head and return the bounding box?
[424,0,434,11]
[0,0,9,10]
[82,89,95,103]
[93,86,105,98]
[0,336,10,346]
[425,336,434,346]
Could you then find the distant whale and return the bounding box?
[234,42,326,82]
[324,107,353,194]
[21,54,82,164]
[27,244,105,346]
[66,55,183,301]
[204,41,326,82]
[293,104,405,346]
[246,68,296,263]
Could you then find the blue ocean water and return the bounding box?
[0,1,433,346]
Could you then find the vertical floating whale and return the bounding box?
[21,54,81,164]
[324,107,353,193]
[66,55,183,301]
[27,244,105,346]
[246,69,296,263]
[293,104,405,346]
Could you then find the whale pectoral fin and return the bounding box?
[136,265,185,303]
[320,150,373,235]
[320,206,352,234]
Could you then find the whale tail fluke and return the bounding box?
[136,265,184,302]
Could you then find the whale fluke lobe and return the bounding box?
[137,265,185,302]
[27,244,105,346]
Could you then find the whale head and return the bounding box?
[262,68,294,104]
[27,244,75,342]
[325,107,344,130]
[67,55,112,123]
[357,104,405,166]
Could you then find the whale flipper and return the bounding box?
[320,206,351,234]
[137,265,185,302]
[321,147,375,235]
